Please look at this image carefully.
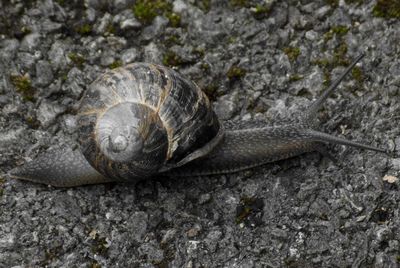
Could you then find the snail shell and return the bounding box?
[77,63,223,181]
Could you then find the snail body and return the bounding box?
[9,54,386,187]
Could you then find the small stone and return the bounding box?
[48,41,69,71]
[37,100,66,127]
[114,0,135,11]
[95,13,112,34]
[356,215,366,222]
[62,67,85,98]
[120,18,141,30]
[305,30,318,41]
[0,39,19,61]
[213,94,238,120]
[187,225,201,238]
[161,229,177,245]
[35,60,54,87]
[141,16,168,41]
[390,158,400,170]
[144,42,162,64]
[63,115,77,134]
[173,0,188,13]
[315,5,331,19]
[382,175,398,184]
[20,33,41,52]
[41,19,62,33]
[17,52,36,72]
[138,242,164,264]
[121,48,139,64]
[198,193,211,204]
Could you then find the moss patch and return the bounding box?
[333,42,349,66]
[132,0,181,26]
[75,23,92,35]
[252,4,271,20]
[324,25,350,42]
[0,177,4,198]
[326,0,339,7]
[68,52,86,68]
[283,46,301,61]
[289,74,304,82]
[351,66,364,84]
[194,0,211,12]
[230,0,249,8]
[10,74,35,101]
[162,51,183,67]
[373,0,400,18]
[166,12,181,27]
[235,197,264,226]
[227,65,247,81]
[91,234,109,257]
[109,60,123,69]
[202,83,221,101]
[345,0,364,4]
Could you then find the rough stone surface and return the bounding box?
[1,0,400,267]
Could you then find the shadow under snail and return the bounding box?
[8,53,387,187]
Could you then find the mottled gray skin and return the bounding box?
[8,55,386,187]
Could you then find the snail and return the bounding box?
[8,53,387,187]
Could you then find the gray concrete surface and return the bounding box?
[1,0,400,267]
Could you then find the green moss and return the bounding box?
[109,60,123,69]
[164,34,181,47]
[252,4,270,20]
[90,262,102,268]
[344,0,364,4]
[20,26,32,35]
[230,0,249,8]
[10,74,35,102]
[132,0,174,25]
[91,234,108,256]
[235,197,255,224]
[194,0,211,12]
[200,62,210,71]
[25,116,41,129]
[289,74,304,82]
[351,66,363,83]
[166,12,181,27]
[324,25,349,42]
[75,23,92,35]
[312,58,330,68]
[227,65,247,81]
[326,0,339,7]
[333,42,349,66]
[235,197,264,224]
[203,83,219,101]
[283,46,301,61]
[312,42,349,72]
[162,51,183,67]
[192,47,205,58]
[372,0,400,18]
[0,177,4,197]
[68,52,86,68]
[106,23,116,34]
[322,70,332,86]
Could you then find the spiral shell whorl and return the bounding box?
[78,63,221,182]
